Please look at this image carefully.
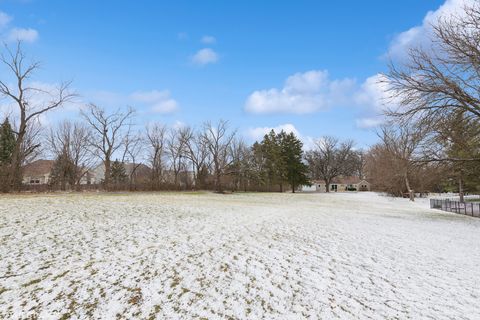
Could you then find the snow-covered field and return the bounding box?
[1,192,480,319]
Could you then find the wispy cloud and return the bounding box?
[191,48,219,66]
[0,10,39,43]
[91,89,179,114]
[8,28,39,42]
[0,11,12,29]
[130,90,179,113]
[201,35,216,44]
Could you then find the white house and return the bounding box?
[302,176,370,193]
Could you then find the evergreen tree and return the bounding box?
[280,132,310,193]
[262,130,286,191]
[250,141,268,190]
[0,118,15,166]
[0,118,16,192]
[439,111,480,199]
[110,159,128,185]
[255,130,308,192]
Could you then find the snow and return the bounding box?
[1,192,480,319]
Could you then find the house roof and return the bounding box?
[124,163,152,178]
[23,159,55,177]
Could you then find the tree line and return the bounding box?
[0,42,369,193]
[4,2,479,197]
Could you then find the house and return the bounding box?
[92,162,152,184]
[302,176,370,193]
[22,160,55,185]
[23,159,96,185]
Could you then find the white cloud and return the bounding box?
[90,89,179,114]
[245,70,356,114]
[8,27,39,43]
[201,35,216,44]
[387,0,473,59]
[247,123,315,150]
[355,117,384,129]
[244,71,395,128]
[172,120,186,130]
[0,11,12,29]
[352,74,401,128]
[191,48,219,65]
[248,123,300,141]
[130,90,178,113]
[354,74,392,112]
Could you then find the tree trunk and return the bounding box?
[325,182,330,193]
[104,158,111,190]
[404,172,414,202]
[459,176,464,203]
[216,173,222,192]
[10,129,25,191]
[60,174,66,191]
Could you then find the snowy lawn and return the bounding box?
[1,192,480,319]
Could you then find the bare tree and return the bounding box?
[384,2,480,157]
[21,117,43,165]
[121,131,145,190]
[165,127,186,187]
[81,104,134,190]
[146,123,166,189]
[47,120,93,189]
[0,42,75,189]
[202,120,236,192]
[180,126,210,189]
[229,137,250,192]
[305,136,356,193]
[377,123,426,201]
[353,149,367,179]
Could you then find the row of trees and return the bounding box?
[6,0,479,197]
[0,99,332,192]
[0,42,369,193]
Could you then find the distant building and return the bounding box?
[92,162,152,184]
[22,159,96,185]
[22,160,55,185]
[302,176,370,193]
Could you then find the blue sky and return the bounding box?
[0,0,452,148]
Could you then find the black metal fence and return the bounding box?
[430,199,480,218]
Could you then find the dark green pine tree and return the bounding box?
[0,118,16,166]
[110,159,128,185]
[0,118,16,191]
[261,130,286,191]
[279,131,310,193]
